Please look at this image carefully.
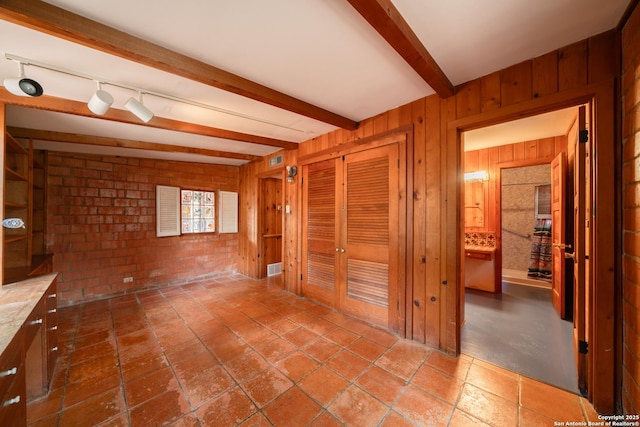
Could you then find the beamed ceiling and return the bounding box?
[0,0,631,165]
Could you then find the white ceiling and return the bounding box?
[0,0,630,165]
[463,107,579,152]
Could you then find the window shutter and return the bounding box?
[156,185,180,237]
[218,191,238,234]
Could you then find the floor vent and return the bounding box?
[267,262,282,276]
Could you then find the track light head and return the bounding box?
[87,82,113,115]
[3,62,43,97]
[125,93,153,123]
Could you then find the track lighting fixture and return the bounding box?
[87,81,114,115]
[3,53,305,132]
[3,61,43,97]
[125,92,154,123]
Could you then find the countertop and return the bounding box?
[464,245,496,254]
[0,273,58,356]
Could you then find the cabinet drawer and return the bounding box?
[45,283,58,383]
[0,342,22,405]
[465,250,492,261]
[0,364,26,427]
[23,302,45,346]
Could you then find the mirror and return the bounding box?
[465,180,486,228]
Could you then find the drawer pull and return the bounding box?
[3,396,20,407]
[49,325,58,331]
[51,346,58,352]
[30,318,43,325]
[0,367,17,377]
[48,293,57,298]
[48,308,57,314]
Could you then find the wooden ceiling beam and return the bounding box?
[7,127,261,162]
[0,89,298,150]
[346,0,455,98]
[0,0,359,130]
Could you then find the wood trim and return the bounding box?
[346,0,455,98]
[400,126,413,339]
[617,0,640,31]
[297,125,413,165]
[424,95,444,347]
[449,83,607,132]
[447,79,617,413]
[443,96,459,354]
[0,102,5,286]
[7,127,261,162]
[411,99,427,343]
[0,89,297,150]
[590,81,616,413]
[493,156,557,170]
[0,0,359,130]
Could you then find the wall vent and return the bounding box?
[269,154,283,168]
[267,262,282,276]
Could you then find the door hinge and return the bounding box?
[579,129,589,143]
[398,159,400,168]
[579,340,588,354]
[300,274,303,281]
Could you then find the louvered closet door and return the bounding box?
[340,144,398,328]
[301,159,340,308]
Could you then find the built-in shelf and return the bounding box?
[3,131,50,285]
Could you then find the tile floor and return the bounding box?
[26,275,601,426]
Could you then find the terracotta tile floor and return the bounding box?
[26,275,601,426]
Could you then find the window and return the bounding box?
[157,187,236,236]
[181,190,215,233]
[534,184,551,219]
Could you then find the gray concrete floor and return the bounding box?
[461,283,579,394]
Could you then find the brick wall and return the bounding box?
[46,152,240,306]
[622,1,640,415]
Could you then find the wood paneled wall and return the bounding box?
[239,28,619,413]
[464,136,568,234]
[238,150,298,292]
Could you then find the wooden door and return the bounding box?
[551,151,567,318]
[302,143,401,329]
[340,144,399,328]
[573,106,588,393]
[301,159,339,308]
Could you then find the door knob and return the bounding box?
[564,252,575,259]
[340,248,345,253]
[552,243,572,250]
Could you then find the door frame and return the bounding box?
[257,169,286,280]
[446,80,617,413]
[495,157,557,295]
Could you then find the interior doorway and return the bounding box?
[501,163,552,288]
[258,173,284,279]
[460,106,584,394]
